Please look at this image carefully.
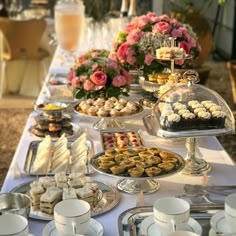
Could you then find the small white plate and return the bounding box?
[42,218,104,236]
[210,210,233,234]
[208,228,217,236]
[140,215,202,236]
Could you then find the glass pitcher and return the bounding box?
[54,0,85,52]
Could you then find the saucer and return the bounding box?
[210,210,233,234]
[42,218,104,236]
[140,215,202,236]
[208,228,217,236]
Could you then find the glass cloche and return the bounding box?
[143,70,235,176]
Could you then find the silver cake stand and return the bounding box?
[90,151,185,194]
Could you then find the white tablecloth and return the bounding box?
[1,48,236,236]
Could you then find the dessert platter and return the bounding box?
[118,206,219,236]
[10,175,121,220]
[29,111,82,139]
[90,146,185,194]
[143,70,235,176]
[74,97,144,130]
[100,129,144,150]
[24,133,91,175]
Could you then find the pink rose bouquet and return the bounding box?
[109,12,201,78]
[68,56,132,99]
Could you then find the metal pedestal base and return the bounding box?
[93,118,125,130]
[181,137,211,176]
[116,178,160,194]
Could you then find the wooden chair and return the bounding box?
[0,17,50,97]
[226,61,236,106]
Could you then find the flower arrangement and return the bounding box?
[68,55,132,99]
[73,48,110,68]
[109,12,201,78]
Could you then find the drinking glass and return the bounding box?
[54,0,85,66]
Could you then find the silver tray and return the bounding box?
[24,140,92,176]
[118,206,220,236]
[143,114,234,138]
[100,129,145,151]
[10,180,121,220]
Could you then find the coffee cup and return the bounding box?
[167,231,200,236]
[225,193,236,233]
[153,197,190,234]
[54,199,91,235]
[0,214,29,236]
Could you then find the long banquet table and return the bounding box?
[1,47,236,236]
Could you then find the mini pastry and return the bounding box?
[145,167,162,177]
[128,166,144,177]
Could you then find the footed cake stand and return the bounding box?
[143,111,235,176]
[90,150,185,194]
[74,102,144,130]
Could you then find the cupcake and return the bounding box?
[189,103,204,112]
[104,103,113,112]
[97,108,109,117]
[172,102,186,112]
[188,100,199,107]
[197,111,211,129]
[209,105,222,113]
[86,98,95,105]
[120,107,132,116]
[181,112,196,130]
[110,109,121,117]
[165,113,181,131]
[178,109,190,116]
[87,106,98,116]
[193,107,206,116]
[119,98,128,105]
[211,110,226,128]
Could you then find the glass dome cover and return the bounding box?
[150,73,235,138]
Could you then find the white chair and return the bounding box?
[0,17,50,97]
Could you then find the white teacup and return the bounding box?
[167,231,200,236]
[54,199,91,235]
[153,197,190,234]
[0,214,29,236]
[225,193,236,233]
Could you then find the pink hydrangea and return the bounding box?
[68,70,76,83]
[112,75,127,87]
[171,29,183,38]
[145,54,154,66]
[153,21,171,34]
[179,41,191,54]
[83,80,95,91]
[122,69,132,84]
[71,77,81,88]
[90,71,107,86]
[117,42,129,61]
[126,30,145,45]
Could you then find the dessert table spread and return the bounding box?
[1,47,236,236]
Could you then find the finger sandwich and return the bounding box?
[40,187,62,215]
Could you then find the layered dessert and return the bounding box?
[156,47,185,60]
